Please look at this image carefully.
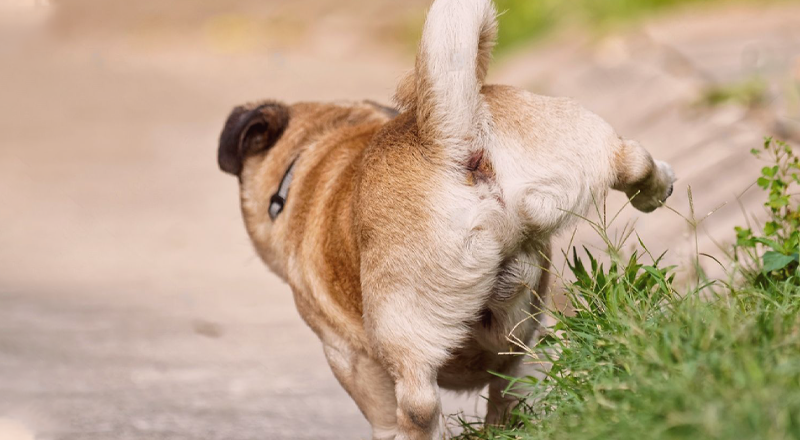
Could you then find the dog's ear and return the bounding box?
[218,102,290,176]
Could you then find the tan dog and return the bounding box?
[218,0,674,438]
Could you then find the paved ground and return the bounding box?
[0,1,798,439]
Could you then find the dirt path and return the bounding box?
[0,2,798,439]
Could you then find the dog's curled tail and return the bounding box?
[395,0,497,152]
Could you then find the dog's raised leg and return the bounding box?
[323,343,399,440]
[612,139,675,212]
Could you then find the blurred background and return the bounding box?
[0,0,798,439]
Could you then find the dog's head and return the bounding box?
[218,100,298,275]
[218,99,396,277]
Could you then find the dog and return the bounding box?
[218,0,675,438]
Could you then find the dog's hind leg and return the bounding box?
[484,266,552,427]
[388,359,443,440]
[612,139,675,213]
[363,282,482,440]
[486,358,527,426]
[323,343,398,440]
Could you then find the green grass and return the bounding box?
[699,77,769,108]
[452,138,800,440]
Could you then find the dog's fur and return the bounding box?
[218,1,675,438]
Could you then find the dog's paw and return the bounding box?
[630,160,675,213]
[656,160,676,202]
